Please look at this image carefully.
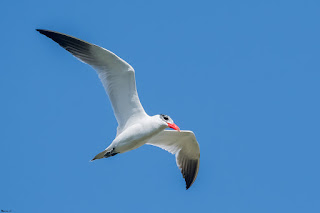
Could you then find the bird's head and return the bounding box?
[159,114,180,131]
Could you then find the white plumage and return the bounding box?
[37,29,200,189]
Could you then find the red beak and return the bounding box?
[167,123,180,132]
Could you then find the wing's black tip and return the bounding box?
[35,29,93,62]
[36,29,47,34]
[36,29,61,41]
[186,182,192,190]
[36,29,59,39]
[182,158,199,190]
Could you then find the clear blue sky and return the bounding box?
[1,0,320,212]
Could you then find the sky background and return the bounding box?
[1,0,320,212]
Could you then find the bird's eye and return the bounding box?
[161,114,169,121]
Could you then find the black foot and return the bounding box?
[104,148,119,158]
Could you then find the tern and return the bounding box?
[37,29,200,189]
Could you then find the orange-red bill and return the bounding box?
[168,123,180,132]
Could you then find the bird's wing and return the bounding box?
[37,29,148,133]
[146,130,200,189]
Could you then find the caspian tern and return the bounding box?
[37,29,200,189]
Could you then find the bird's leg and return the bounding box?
[104,147,118,158]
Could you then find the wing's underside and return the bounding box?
[37,29,147,132]
[147,130,200,189]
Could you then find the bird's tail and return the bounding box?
[91,150,108,161]
[90,148,118,162]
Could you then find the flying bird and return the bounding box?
[36,29,200,189]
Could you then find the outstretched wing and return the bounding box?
[147,130,200,189]
[37,29,148,133]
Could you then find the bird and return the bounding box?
[36,29,200,189]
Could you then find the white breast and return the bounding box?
[109,116,167,153]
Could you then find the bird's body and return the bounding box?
[105,115,167,155]
[37,29,200,189]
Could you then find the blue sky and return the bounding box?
[1,0,320,212]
